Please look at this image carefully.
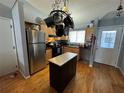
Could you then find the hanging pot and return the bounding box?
[44,16,55,27]
[64,15,74,29]
[50,10,67,24]
[55,25,64,37]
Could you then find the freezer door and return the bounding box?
[27,30,45,43]
[28,44,46,74]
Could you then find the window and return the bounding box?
[69,30,85,44]
[100,31,116,48]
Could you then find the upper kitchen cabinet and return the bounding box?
[48,27,56,35]
[40,24,56,35]
[85,27,94,41]
[40,24,56,42]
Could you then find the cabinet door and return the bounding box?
[45,49,52,64]
[63,47,80,61]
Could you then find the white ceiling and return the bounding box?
[0,0,124,28]
[0,0,16,8]
[25,0,124,28]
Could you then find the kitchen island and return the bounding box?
[49,52,77,93]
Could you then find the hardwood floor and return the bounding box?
[0,61,124,93]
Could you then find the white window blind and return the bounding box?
[100,31,117,48]
[69,30,85,44]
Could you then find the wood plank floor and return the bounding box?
[0,61,124,93]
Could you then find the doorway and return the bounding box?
[0,17,17,76]
[95,26,123,67]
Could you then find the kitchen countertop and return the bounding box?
[64,45,91,49]
[64,45,79,48]
[46,45,90,50]
[49,52,77,66]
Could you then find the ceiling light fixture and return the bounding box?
[51,0,69,13]
[117,0,123,16]
[44,0,74,36]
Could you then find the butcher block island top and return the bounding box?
[48,52,77,66]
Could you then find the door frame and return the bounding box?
[95,25,124,67]
[116,27,124,67]
[10,18,19,69]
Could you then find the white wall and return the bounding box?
[12,0,30,78]
[23,1,45,23]
[0,3,12,18]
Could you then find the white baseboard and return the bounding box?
[118,66,124,77]
[18,69,30,79]
[24,75,30,79]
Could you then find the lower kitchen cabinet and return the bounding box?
[63,46,80,61]
[45,48,52,64]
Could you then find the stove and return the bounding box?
[52,46,62,57]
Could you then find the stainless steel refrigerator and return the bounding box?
[26,30,46,75]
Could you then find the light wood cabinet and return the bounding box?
[63,46,80,61]
[45,48,52,64]
[40,24,56,42]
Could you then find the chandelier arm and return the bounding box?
[50,10,68,16]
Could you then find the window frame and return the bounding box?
[68,30,86,44]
